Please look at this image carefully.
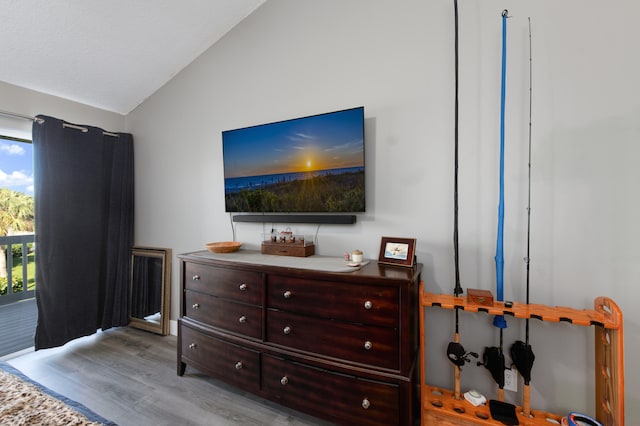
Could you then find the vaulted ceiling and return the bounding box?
[1,0,266,114]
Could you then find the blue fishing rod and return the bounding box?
[478,9,509,403]
[494,8,509,327]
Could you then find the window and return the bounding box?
[0,135,35,299]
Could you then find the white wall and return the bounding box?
[0,81,125,139]
[127,0,638,421]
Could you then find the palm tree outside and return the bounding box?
[0,188,34,278]
[0,137,35,286]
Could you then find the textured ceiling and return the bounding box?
[1,0,265,114]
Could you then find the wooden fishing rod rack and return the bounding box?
[419,283,624,426]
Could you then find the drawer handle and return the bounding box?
[364,341,373,350]
[239,282,247,291]
[364,300,373,310]
[239,316,247,324]
[283,290,292,299]
[283,326,292,335]
[235,362,243,370]
[280,376,289,385]
[362,398,371,409]
[192,303,200,310]
[192,274,200,281]
[188,343,197,350]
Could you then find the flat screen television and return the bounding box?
[222,106,365,213]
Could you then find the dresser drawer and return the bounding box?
[267,275,398,327]
[185,290,262,339]
[266,310,399,370]
[180,323,260,393]
[184,262,262,305]
[263,354,399,426]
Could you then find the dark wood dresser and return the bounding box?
[177,250,422,426]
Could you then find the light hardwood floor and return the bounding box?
[6,327,333,426]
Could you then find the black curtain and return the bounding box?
[32,115,134,350]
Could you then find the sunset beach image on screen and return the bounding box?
[222,107,365,213]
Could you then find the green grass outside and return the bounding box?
[13,252,36,290]
[0,252,35,295]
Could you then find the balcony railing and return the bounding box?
[0,234,35,306]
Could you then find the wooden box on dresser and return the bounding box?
[177,250,422,426]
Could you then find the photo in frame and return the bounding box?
[377,236,416,267]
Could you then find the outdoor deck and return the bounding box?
[0,233,37,358]
[0,297,37,358]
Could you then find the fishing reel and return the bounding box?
[477,346,506,388]
[446,342,478,368]
[511,340,535,384]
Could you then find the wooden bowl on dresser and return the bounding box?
[206,241,242,253]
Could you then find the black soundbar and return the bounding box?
[232,214,356,224]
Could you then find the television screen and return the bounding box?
[222,106,365,213]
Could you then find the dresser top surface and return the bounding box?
[179,249,422,283]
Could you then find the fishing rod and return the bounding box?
[494,8,509,320]
[452,0,461,302]
[511,16,536,418]
[446,0,477,400]
[479,9,509,403]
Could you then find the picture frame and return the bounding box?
[377,236,416,267]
